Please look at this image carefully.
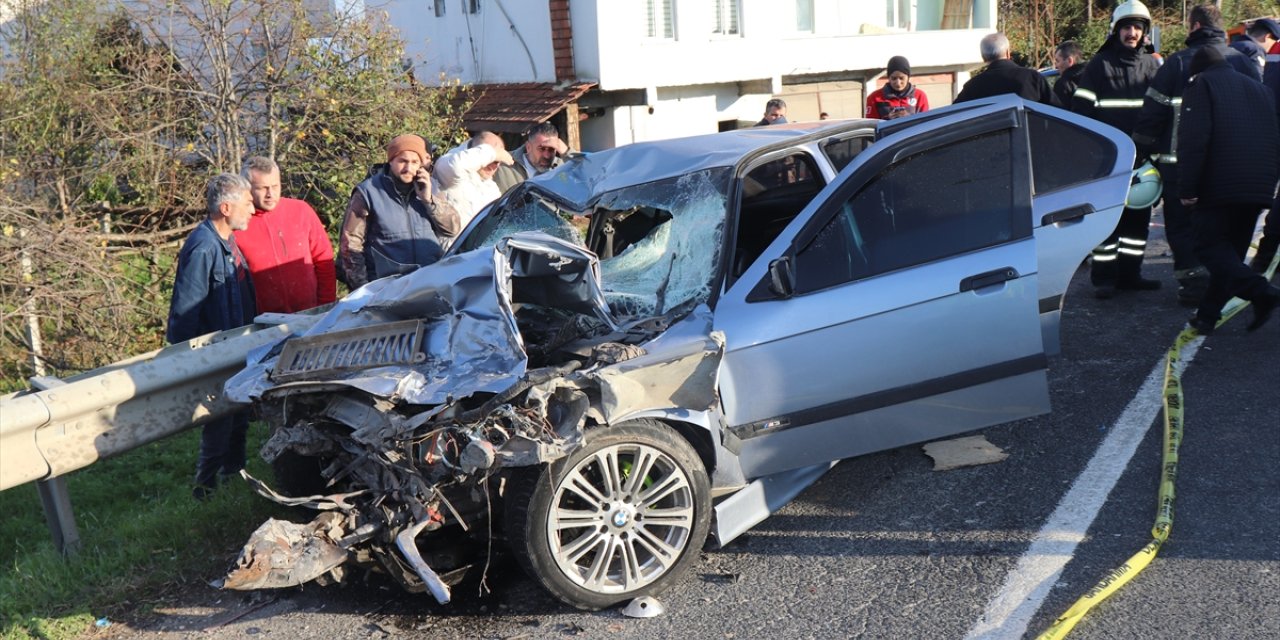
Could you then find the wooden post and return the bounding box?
[564,103,582,153]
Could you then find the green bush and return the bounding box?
[0,425,289,640]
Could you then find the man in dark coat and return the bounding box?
[956,32,1060,106]
[1177,45,1280,334]
[167,173,257,498]
[1229,17,1279,73]
[1052,41,1087,107]
[1253,20,1280,271]
[1071,0,1162,297]
[1132,4,1262,307]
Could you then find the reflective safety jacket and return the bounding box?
[864,84,930,120]
[1132,27,1261,165]
[1071,36,1159,136]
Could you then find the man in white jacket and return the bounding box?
[432,131,515,234]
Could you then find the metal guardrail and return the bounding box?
[0,312,321,494]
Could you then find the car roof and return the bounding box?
[528,119,876,206]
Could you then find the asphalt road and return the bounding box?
[113,214,1279,640]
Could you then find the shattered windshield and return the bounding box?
[461,168,731,319]
[459,191,583,252]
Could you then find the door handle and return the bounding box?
[1041,204,1095,226]
[960,267,1018,292]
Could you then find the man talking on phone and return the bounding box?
[338,134,461,289]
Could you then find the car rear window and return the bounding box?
[1027,112,1115,195]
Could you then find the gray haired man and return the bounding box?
[167,173,257,498]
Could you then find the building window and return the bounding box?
[796,0,814,32]
[886,0,911,29]
[713,0,739,35]
[434,0,445,17]
[647,0,675,39]
[467,0,480,13]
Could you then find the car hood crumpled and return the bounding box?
[225,232,617,405]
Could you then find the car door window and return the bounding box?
[731,153,826,280]
[1027,112,1115,195]
[794,129,1020,294]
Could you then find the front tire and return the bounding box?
[504,419,711,610]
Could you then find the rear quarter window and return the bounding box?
[1027,112,1115,195]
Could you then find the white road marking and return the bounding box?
[964,337,1202,640]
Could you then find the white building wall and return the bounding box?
[377,0,557,83]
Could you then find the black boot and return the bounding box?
[1246,285,1280,331]
[1176,267,1209,308]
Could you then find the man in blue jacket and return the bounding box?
[1178,45,1280,334]
[167,173,257,498]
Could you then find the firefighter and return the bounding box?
[1072,0,1162,298]
[1132,4,1261,306]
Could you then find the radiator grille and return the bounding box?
[272,319,427,382]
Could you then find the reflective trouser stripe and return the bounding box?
[1097,99,1146,108]
[1118,236,1148,256]
[1093,241,1120,261]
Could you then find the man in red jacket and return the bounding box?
[234,156,337,313]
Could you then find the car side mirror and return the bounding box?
[767,256,795,299]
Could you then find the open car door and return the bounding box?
[714,96,1131,479]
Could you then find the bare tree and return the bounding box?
[0,0,468,383]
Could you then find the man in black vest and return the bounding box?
[339,134,461,289]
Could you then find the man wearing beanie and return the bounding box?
[956,32,1060,105]
[338,134,461,289]
[1178,44,1280,334]
[1133,4,1260,307]
[865,55,930,120]
[1071,0,1162,298]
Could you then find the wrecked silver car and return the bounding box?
[222,96,1136,610]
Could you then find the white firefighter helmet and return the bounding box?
[1127,160,1162,209]
[1112,0,1153,33]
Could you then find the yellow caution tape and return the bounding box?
[1036,253,1275,640]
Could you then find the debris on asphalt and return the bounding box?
[923,435,1008,471]
[620,596,665,618]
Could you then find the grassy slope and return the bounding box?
[0,424,292,640]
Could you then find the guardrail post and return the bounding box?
[36,477,81,556]
[28,376,82,556]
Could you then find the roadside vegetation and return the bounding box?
[0,425,286,640]
[0,0,470,385]
[1,1,468,637]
